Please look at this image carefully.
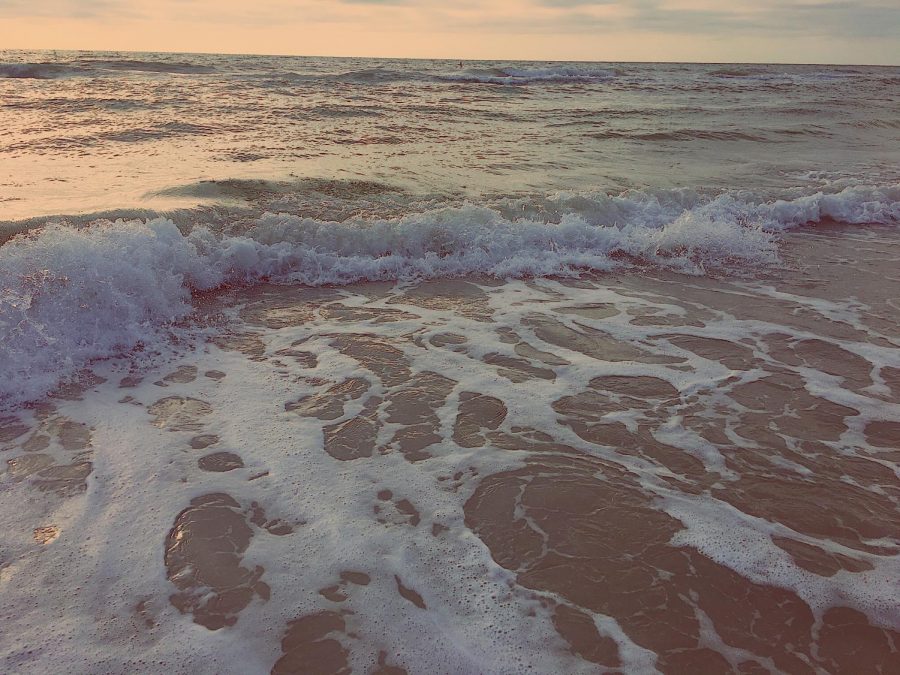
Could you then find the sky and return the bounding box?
[1,0,898,64]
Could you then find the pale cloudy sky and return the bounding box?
[1,0,898,64]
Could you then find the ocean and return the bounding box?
[1,50,899,673]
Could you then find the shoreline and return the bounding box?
[2,224,898,672]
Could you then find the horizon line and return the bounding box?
[2,46,898,69]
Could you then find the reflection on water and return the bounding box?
[1,50,898,220]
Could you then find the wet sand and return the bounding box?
[1,224,899,673]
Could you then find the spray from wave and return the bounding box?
[1,185,898,407]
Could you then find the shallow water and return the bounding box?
[1,51,899,222]
[1,51,899,674]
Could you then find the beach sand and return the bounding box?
[1,223,899,673]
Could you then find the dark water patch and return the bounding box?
[165,493,270,630]
[81,58,216,75]
[589,128,770,142]
[100,121,221,143]
[2,96,163,113]
[1,121,227,154]
[198,451,244,472]
[847,118,900,129]
[1,59,213,79]
[0,63,87,79]
[600,125,839,142]
[547,107,709,128]
[305,103,384,119]
[152,177,404,204]
[332,67,424,85]
[221,150,268,162]
[709,68,763,77]
[439,65,620,86]
[330,132,406,146]
[775,125,836,138]
[0,134,103,154]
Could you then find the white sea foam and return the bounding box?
[0,220,208,406]
[1,185,897,408]
[2,246,899,673]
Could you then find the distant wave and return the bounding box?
[848,118,900,130]
[100,121,222,143]
[333,67,424,84]
[0,59,215,79]
[0,63,83,79]
[708,68,764,78]
[441,66,619,85]
[707,68,869,87]
[590,129,770,142]
[305,103,384,119]
[587,126,841,142]
[271,66,617,86]
[2,184,898,407]
[82,59,216,74]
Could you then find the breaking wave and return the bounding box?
[1,184,898,407]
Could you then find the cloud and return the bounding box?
[0,0,897,62]
[0,0,140,19]
[516,0,900,38]
[2,0,897,38]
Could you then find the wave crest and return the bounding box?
[1,184,898,407]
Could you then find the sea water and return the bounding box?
[1,51,899,674]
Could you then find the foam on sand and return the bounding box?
[2,226,899,672]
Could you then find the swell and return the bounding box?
[847,118,900,130]
[1,184,898,408]
[0,121,230,155]
[272,67,427,85]
[0,59,215,79]
[587,126,841,142]
[0,63,85,79]
[440,65,619,85]
[269,64,620,87]
[589,129,769,142]
[78,58,216,74]
[708,67,868,82]
[4,59,893,90]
